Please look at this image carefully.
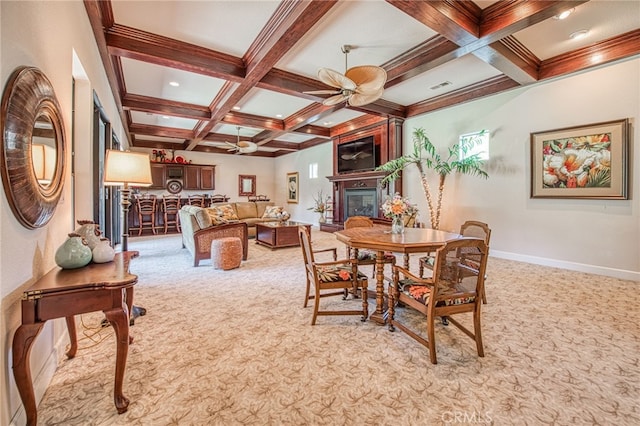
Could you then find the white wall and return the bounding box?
[274,142,334,226]
[0,2,127,424]
[403,59,640,280]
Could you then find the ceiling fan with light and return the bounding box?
[305,45,387,107]
[225,126,258,154]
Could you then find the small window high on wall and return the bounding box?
[309,162,318,179]
[459,130,489,160]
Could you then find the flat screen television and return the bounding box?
[337,136,378,174]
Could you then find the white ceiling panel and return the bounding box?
[121,58,226,106]
[383,55,503,106]
[515,1,640,60]
[112,0,280,56]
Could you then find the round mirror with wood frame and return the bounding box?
[0,66,66,229]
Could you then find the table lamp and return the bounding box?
[103,149,152,252]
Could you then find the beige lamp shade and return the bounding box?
[103,149,152,187]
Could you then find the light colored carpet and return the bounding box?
[37,231,640,425]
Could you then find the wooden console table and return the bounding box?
[12,251,139,426]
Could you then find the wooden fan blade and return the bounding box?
[347,88,384,107]
[318,68,356,91]
[304,89,341,95]
[346,66,387,93]
[323,93,349,106]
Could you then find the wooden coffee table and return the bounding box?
[255,221,311,249]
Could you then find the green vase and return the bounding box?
[55,233,93,269]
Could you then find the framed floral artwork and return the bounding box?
[530,119,629,199]
[286,172,298,203]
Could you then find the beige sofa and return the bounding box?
[179,202,285,266]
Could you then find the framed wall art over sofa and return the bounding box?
[530,118,629,199]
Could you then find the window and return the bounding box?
[459,130,489,160]
[309,162,318,179]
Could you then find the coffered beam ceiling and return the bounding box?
[84,0,640,156]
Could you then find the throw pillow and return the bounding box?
[205,208,228,225]
[210,204,239,221]
[262,205,283,218]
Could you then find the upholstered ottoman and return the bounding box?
[210,237,243,270]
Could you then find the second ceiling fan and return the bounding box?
[225,126,258,154]
[306,45,387,107]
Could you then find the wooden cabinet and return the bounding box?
[150,163,166,188]
[149,163,215,190]
[200,166,215,190]
[183,165,215,190]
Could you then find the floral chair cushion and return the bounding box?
[399,279,475,306]
[316,265,368,283]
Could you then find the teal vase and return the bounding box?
[55,233,93,269]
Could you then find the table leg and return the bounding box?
[369,250,386,325]
[103,299,130,415]
[12,323,44,426]
[65,316,78,358]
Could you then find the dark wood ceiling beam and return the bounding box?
[105,24,246,81]
[129,123,195,140]
[133,139,185,150]
[221,111,284,131]
[83,1,130,140]
[193,145,276,158]
[329,115,389,138]
[386,0,481,46]
[294,125,331,138]
[122,94,211,120]
[539,29,640,80]
[190,0,339,146]
[384,36,461,87]
[407,75,520,117]
[479,1,589,43]
[257,68,333,99]
[252,103,340,145]
[472,36,540,85]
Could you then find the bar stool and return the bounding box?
[135,195,157,235]
[161,195,181,234]
[188,194,206,207]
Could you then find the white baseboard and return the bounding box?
[10,331,68,426]
[491,249,639,281]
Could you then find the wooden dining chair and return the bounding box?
[298,226,368,325]
[419,220,491,304]
[388,237,489,364]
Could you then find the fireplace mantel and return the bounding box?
[320,119,403,232]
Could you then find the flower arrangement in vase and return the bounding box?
[381,193,417,234]
[307,189,331,223]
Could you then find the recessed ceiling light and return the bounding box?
[232,106,241,111]
[275,114,283,118]
[169,81,179,87]
[570,29,589,40]
[554,8,574,20]
[162,115,170,119]
[323,121,332,126]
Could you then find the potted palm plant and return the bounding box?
[377,127,488,230]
